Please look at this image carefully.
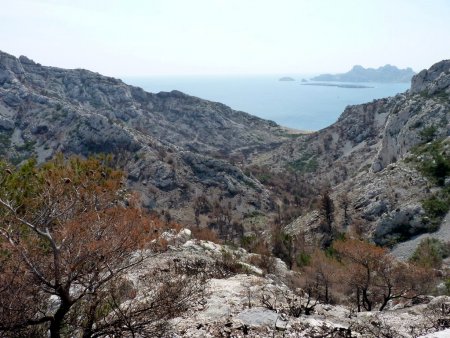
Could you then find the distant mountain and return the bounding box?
[312,64,416,83]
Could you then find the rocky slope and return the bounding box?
[0,50,291,224]
[1,50,449,254]
[133,230,450,337]
[256,59,450,250]
[0,52,286,158]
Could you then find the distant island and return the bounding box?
[279,76,295,81]
[312,64,415,83]
[302,83,373,89]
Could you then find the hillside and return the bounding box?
[0,50,289,225]
[312,64,416,83]
[254,59,450,250]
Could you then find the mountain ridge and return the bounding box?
[0,50,288,226]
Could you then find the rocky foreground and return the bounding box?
[141,230,450,337]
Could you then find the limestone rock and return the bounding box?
[411,59,450,94]
[0,50,283,225]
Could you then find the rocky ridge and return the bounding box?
[0,50,290,224]
[0,53,285,158]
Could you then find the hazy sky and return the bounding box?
[1,0,449,76]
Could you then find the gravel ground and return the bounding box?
[391,212,450,261]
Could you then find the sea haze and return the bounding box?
[123,76,410,131]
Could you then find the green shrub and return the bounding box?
[410,238,449,269]
[419,125,437,143]
[423,196,449,219]
[445,279,450,295]
[257,173,272,184]
[421,195,449,232]
[413,138,450,186]
[219,249,244,275]
[421,153,450,186]
[243,210,262,219]
[0,130,12,154]
[272,231,294,269]
[295,252,311,268]
[240,235,256,249]
[288,152,318,173]
[15,140,36,152]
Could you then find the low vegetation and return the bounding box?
[288,154,319,173]
[412,137,450,185]
[422,190,450,231]
[409,138,450,232]
[410,238,450,269]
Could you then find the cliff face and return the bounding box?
[258,60,450,247]
[0,51,288,224]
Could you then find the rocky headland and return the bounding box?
[312,64,416,83]
[301,82,373,88]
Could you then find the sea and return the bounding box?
[122,75,410,131]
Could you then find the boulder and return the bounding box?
[411,60,450,94]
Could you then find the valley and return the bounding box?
[0,51,449,337]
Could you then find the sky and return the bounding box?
[0,0,449,76]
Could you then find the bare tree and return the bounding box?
[334,239,433,312]
[0,156,201,337]
[301,250,340,304]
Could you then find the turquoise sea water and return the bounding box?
[123,76,410,131]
